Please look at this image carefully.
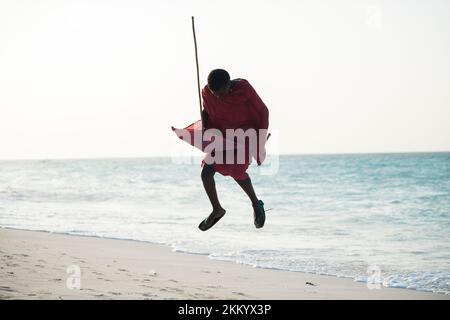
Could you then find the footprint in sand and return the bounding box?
[6,263,19,267]
[0,286,15,292]
[14,253,29,258]
[206,285,222,289]
[304,289,319,294]
[98,278,112,282]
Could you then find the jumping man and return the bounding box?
[198,69,269,231]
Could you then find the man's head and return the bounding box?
[207,69,231,99]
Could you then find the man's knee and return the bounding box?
[201,164,215,180]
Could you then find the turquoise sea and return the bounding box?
[1,152,449,294]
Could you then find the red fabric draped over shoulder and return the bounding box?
[172,78,269,181]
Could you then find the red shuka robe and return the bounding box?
[201,78,269,180]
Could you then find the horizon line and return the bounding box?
[1,149,449,162]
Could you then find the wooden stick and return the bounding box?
[191,16,203,125]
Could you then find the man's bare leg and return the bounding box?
[199,164,226,231]
[234,177,266,229]
[235,176,266,228]
[234,177,259,205]
[201,164,223,211]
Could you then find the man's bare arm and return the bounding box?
[202,110,209,129]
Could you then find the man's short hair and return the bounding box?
[207,69,230,91]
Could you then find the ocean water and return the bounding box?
[1,153,449,295]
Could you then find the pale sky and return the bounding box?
[0,0,449,160]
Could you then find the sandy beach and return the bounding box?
[0,228,448,300]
